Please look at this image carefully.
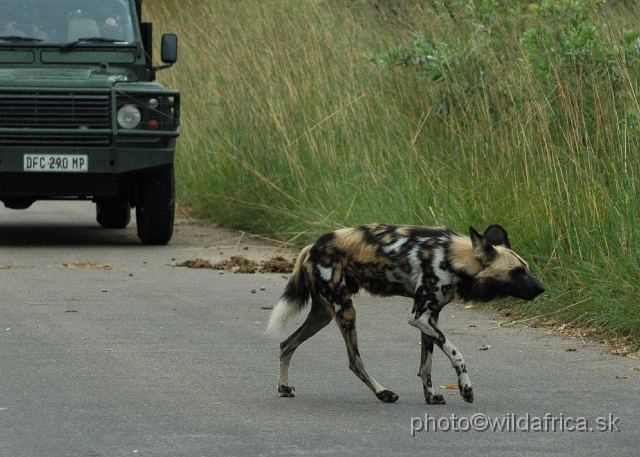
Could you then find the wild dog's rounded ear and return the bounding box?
[469,226,496,265]
[482,224,511,249]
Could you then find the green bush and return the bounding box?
[370,0,519,114]
[521,0,640,82]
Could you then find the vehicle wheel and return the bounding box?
[96,198,131,229]
[135,166,175,245]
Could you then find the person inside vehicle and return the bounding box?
[96,5,125,40]
[2,5,49,40]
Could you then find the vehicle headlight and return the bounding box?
[117,104,142,129]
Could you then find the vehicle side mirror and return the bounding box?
[161,34,178,64]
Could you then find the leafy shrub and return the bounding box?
[521,0,640,85]
[369,1,514,113]
[373,0,640,114]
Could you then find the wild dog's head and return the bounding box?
[454,225,545,302]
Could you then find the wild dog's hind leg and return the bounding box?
[334,303,399,403]
[278,299,334,397]
[409,308,473,403]
[419,332,446,405]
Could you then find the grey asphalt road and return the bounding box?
[0,202,638,457]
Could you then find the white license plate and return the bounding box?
[24,154,88,172]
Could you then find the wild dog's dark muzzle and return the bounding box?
[518,278,545,301]
[506,267,545,301]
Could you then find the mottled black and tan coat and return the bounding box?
[267,224,545,404]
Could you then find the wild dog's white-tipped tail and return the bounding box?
[265,245,313,337]
[266,297,303,336]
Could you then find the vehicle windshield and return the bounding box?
[0,0,135,44]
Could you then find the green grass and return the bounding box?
[145,0,640,345]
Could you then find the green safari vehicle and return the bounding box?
[0,0,180,244]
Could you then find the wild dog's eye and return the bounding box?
[509,267,527,280]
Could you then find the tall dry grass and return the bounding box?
[145,0,640,342]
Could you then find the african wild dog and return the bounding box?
[267,224,545,404]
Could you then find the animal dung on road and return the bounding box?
[174,256,295,274]
[60,262,115,270]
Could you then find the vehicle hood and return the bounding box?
[0,66,138,88]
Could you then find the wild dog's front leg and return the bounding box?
[419,332,446,405]
[409,309,473,404]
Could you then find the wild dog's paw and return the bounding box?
[278,385,296,397]
[459,384,473,403]
[425,393,446,405]
[376,389,399,403]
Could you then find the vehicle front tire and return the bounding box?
[135,166,175,245]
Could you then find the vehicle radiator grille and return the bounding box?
[0,92,111,146]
